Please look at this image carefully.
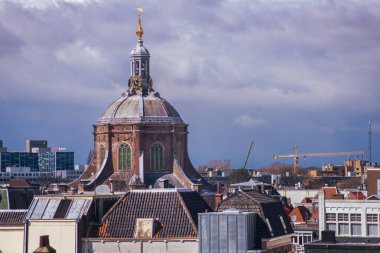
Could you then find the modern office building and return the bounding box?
[0,151,74,172]
[0,140,7,152]
[38,151,74,171]
[0,152,39,172]
[25,140,49,153]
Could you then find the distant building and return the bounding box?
[0,140,7,152]
[367,167,380,196]
[0,151,74,173]
[0,152,39,172]
[320,164,345,177]
[26,140,49,153]
[249,170,272,185]
[0,179,40,209]
[278,189,319,205]
[198,167,229,186]
[38,151,74,171]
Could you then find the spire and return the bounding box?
[136,14,144,44]
[129,11,153,96]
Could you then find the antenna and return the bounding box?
[368,120,372,163]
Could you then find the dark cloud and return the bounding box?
[0,0,379,167]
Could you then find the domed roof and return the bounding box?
[130,45,150,56]
[97,93,184,125]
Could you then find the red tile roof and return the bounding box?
[347,191,366,200]
[8,179,31,188]
[289,206,310,223]
[314,187,339,199]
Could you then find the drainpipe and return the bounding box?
[75,222,78,253]
[23,221,28,253]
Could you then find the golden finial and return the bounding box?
[136,13,144,40]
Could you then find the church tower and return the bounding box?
[70,15,207,192]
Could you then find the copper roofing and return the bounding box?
[97,94,184,125]
[0,209,27,225]
[89,189,212,239]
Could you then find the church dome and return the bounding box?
[97,93,184,125]
[98,14,183,125]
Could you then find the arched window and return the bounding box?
[134,61,139,75]
[150,144,164,171]
[99,145,105,166]
[118,144,131,171]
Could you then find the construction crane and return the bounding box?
[243,141,254,169]
[272,146,365,175]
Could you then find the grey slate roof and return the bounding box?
[0,209,27,225]
[98,94,184,125]
[217,190,293,238]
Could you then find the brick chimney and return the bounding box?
[33,235,56,253]
[109,179,115,193]
[215,182,223,208]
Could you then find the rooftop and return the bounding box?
[88,189,212,239]
[0,209,27,225]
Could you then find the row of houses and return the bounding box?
[0,187,294,253]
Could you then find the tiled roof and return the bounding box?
[314,187,339,199]
[0,210,27,224]
[89,189,212,239]
[289,206,310,223]
[8,179,31,188]
[217,190,293,238]
[347,191,366,200]
[301,197,312,203]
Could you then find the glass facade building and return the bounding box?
[0,151,74,172]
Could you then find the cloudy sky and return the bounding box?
[0,0,379,168]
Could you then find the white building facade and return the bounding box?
[319,191,380,238]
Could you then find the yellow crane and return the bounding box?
[272,146,365,175]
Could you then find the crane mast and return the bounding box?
[243,141,254,169]
[272,146,365,175]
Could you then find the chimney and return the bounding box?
[33,235,56,253]
[68,187,77,195]
[109,179,115,193]
[192,184,202,193]
[216,182,221,194]
[214,182,223,207]
[58,184,67,194]
[321,230,336,243]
